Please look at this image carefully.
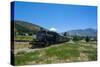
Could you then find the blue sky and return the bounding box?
[13,1,97,33]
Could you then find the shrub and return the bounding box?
[85,36,90,42]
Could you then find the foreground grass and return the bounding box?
[14,41,97,65]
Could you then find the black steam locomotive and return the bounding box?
[31,29,69,48]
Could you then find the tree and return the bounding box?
[85,36,90,42]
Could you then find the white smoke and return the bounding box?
[49,27,57,31]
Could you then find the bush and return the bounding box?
[85,36,90,42]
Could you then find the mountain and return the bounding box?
[66,28,97,37]
[12,20,97,37]
[12,20,46,35]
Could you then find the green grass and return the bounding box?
[15,51,40,65]
[15,36,33,41]
[45,43,80,59]
[14,41,97,65]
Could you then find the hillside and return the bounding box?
[12,20,46,35]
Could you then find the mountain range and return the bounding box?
[66,28,97,37]
[12,20,97,37]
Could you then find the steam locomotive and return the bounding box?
[31,29,69,48]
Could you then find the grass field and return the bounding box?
[14,41,97,65]
[15,36,33,41]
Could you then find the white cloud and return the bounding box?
[49,27,57,31]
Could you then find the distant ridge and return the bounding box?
[66,28,97,37]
